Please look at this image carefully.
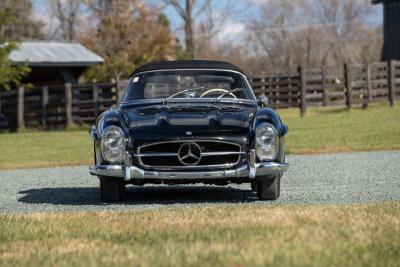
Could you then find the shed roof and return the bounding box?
[372,0,397,4]
[9,42,104,67]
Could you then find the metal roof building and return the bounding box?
[373,0,400,60]
[9,42,104,84]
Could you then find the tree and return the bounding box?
[164,0,237,59]
[0,1,31,90]
[164,0,195,58]
[79,0,178,81]
[48,0,84,42]
[306,0,380,65]
[0,0,44,41]
[247,0,381,73]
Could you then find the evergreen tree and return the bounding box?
[0,1,36,90]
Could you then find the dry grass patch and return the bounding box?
[1,202,400,267]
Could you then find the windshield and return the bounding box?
[122,70,254,102]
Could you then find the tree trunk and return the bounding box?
[185,0,195,59]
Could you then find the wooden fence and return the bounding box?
[0,82,123,131]
[0,60,399,131]
[249,60,400,116]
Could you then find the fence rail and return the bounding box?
[249,60,400,116]
[0,82,122,131]
[0,60,399,131]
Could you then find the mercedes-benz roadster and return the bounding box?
[89,60,289,202]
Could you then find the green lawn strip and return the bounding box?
[0,130,92,169]
[280,103,400,154]
[0,202,399,267]
[0,103,399,169]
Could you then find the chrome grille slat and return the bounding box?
[201,151,245,156]
[136,140,243,169]
[135,152,178,157]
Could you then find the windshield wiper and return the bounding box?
[164,87,206,102]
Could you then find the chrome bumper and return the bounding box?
[89,150,289,181]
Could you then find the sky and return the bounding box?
[31,0,383,44]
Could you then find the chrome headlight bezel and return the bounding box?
[100,126,126,163]
[255,122,279,161]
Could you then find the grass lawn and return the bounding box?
[0,202,399,267]
[0,103,399,169]
[282,103,400,154]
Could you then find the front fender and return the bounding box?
[253,108,288,137]
[252,108,288,163]
[90,108,128,165]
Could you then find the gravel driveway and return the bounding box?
[0,151,399,213]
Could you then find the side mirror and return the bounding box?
[258,95,269,107]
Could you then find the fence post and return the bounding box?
[17,86,25,132]
[321,66,328,107]
[261,71,266,97]
[288,75,292,107]
[115,78,122,104]
[42,86,49,129]
[299,66,307,117]
[366,63,372,105]
[65,83,73,128]
[93,82,99,118]
[344,63,352,110]
[388,60,396,107]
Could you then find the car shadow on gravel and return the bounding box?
[18,186,258,205]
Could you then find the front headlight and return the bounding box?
[255,122,278,161]
[101,126,125,163]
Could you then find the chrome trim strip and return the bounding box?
[124,152,132,181]
[249,149,256,178]
[89,161,289,180]
[255,162,289,176]
[121,98,257,107]
[89,165,124,177]
[134,163,240,171]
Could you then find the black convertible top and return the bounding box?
[131,60,245,76]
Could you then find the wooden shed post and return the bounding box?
[93,83,99,118]
[17,86,25,132]
[344,63,353,110]
[299,66,307,117]
[321,66,328,107]
[388,60,396,106]
[366,63,372,105]
[65,83,73,128]
[42,86,49,128]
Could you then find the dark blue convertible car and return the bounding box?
[89,60,289,202]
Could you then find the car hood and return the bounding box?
[121,105,257,141]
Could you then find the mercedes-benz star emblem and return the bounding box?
[178,142,202,166]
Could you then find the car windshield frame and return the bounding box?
[120,69,257,104]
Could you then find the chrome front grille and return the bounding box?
[135,140,244,169]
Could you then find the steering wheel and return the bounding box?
[200,88,237,99]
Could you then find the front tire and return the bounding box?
[99,176,125,202]
[251,182,258,192]
[256,175,281,200]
